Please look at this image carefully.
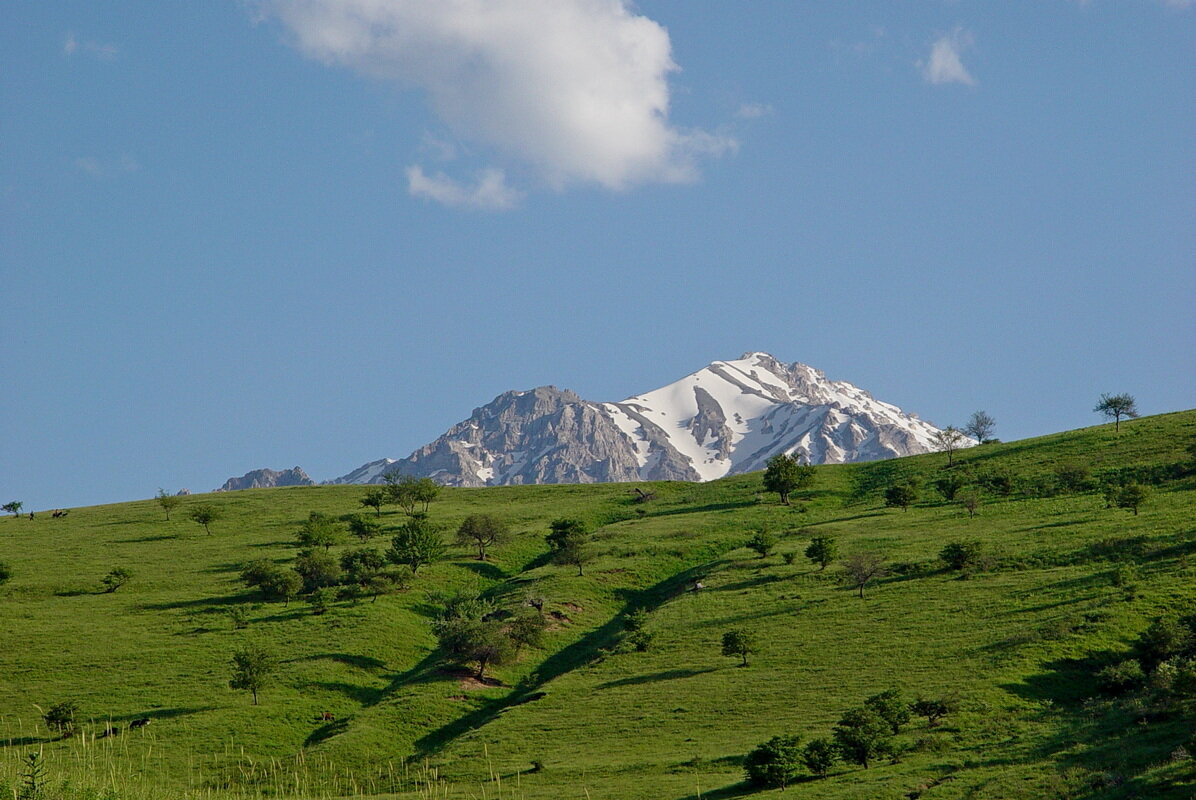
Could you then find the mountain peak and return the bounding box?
[328,354,964,487]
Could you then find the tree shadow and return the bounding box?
[304,681,385,706]
[304,715,351,748]
[139,592,258,611]
[454,560,509,581]
[299,652,388,672]
[598,668,716,689]
[673,780,757,800]
[112,533,178,543]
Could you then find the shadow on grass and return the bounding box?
[140,592,259,611]
[673,780,757,800]
[300,652,388,672]
[112,533,178,543]
[454,560,509,581]
[305,681,385,706]
[648,501,757,519]
[304,715,351,748]
[598,668,716,689]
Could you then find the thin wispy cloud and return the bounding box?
[263,0,734,209]
[74,154,139,179]
[406,166,522,210]
[735,103,773,120]
[921,27,977,87]
[64,32,119,60]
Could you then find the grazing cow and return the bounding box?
[320,711,335,721]
[129,718,152,730]
[100,725,121,738]
[28,512,34,520]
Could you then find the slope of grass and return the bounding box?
[1,411,1194,799]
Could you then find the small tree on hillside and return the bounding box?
[507,607,548,653]
[884,482,918,511]
[347,513,382,542]
[294,549,342,592]
[1095,393,1139,432]
[931,426,967,467]
[340,547,386,586]
[386,516,446,575]
[383,474,440,516]
[1116,483,1149,516]
[156,488,181,521]
[553,530,593,576]
[959,489,982,518]
[359,488,386,517]
[762,453,815,505]
[963,410,996,443]
[455,514,511,561]
[229,646,275,705]
[833,707,894,769]
[844,552,889,599]
[805,535,838,570]
[722,629,757,667]
[42,701,79,738]
[101,567,132,593]
[187,504,221,535]
[746,529,777,559]
[940,541,983,571]
[865,688,910,734]
[547,518,587,550]
[802,738,838,778]
[743,734,803,789]
[296,512,344,551]
[3,501,23,517]
[911,696,957,727]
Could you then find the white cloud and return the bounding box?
[74,154,139,179]
[407,165,522,210]
[64,31,118,60]
[263,0,733,201]
[735,102,773,120]
[921,27,976,86]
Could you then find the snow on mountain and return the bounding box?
[328,352,964,487]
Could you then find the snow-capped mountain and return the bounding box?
[328,352,961,487]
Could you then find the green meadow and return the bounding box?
[2,411,1194,799]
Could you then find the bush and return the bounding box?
[623,608,649,632]
[802,737,838,778]
[746,530,777,558]
[805,536,838,570]
[940,541,983,572]
[865,688,910,733]
[1055,462,1093,492]
[307,586,338,615]
[43,700,79,737]
[722,629,757,666]
[975,469,1014,496]
[743,735,803,788]
[100,567,132,593]
[294,549,342,592]
[1096,660,1145,695]
[0,560,12,585]
[884,483,918,511]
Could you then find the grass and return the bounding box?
[1,410,1194,798]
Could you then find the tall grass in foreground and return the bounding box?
[1,719,531,800]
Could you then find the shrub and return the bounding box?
[43,700,79,737]
[1096,660,1145,695]
[743,735,803,788]
[746,530,777,558]
[100,567,132,593]
[1055,462,1093,492]
[227,606,250,629]
[347,513,382,541]
[975,469,1014,496]
[833,707,894,769]
[623,608,649,632]
[802,737,838,778]
[782,551,798,565]
[340,547,386,585]
[865,688,910,733]
[307,586,338,615]
[805,536,838,570]
[722,629,757,666]
[0,560,12,585]
[508,608,548,652]
[911,696,956,727]
[933,473,966,501]
[940,541,983,572]
[1116,483,1149,516]
[884,483,918,511]
[294,549,342,593]
[625,630,655,652]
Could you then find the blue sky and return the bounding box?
[2,1,1193,510]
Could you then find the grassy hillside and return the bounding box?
[1,411,1194,799]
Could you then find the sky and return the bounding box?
[2,1,1193,511]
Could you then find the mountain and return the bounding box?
[217,466,315,492]
[329,352,963,487]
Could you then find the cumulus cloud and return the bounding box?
[406,166,522,210]
[263,0,733,205]
[921,27,976,86]
[64,32,118,60]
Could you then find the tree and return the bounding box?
[340,547,386,586]
[1095,393,1139,432]
[307,586,337,615]
[933,472,967,501]
[455,514,511,561]
[359,488,386,517]
[911,696,957,727]
[963,410,996,443]
[802,737,838,778]
[432,591,513,680]
[940,541,983,571]
[229,645,275,705]
[743,734,803,789]
[1116,483,1149,516]
[101,567,132,593]
[547,518,587,550]
[294,549,342,593]
[762,453,815,505]
[156,488,182,521]
[746,529,777,559]
[187,504,221,535]
[958,489,982,518]
[3,501,23,517]
[805,535,838,570]
[241,560,300,604]
[347,513,382,541]
[865,688,910,734]
[552,529,593,576]
[843,552,889,599]
[931,426,967,467]
[42,700,79,738]
[296,512,344,551]
[383,474,440,516]
[833,707,894,769]
[721,629,757,667]
[386,516,446,575]
[883,482,918,511]
[507,607,548,653]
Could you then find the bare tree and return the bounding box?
[963,411,996,443]
[931,426,967,467]
[843,552,889,599]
